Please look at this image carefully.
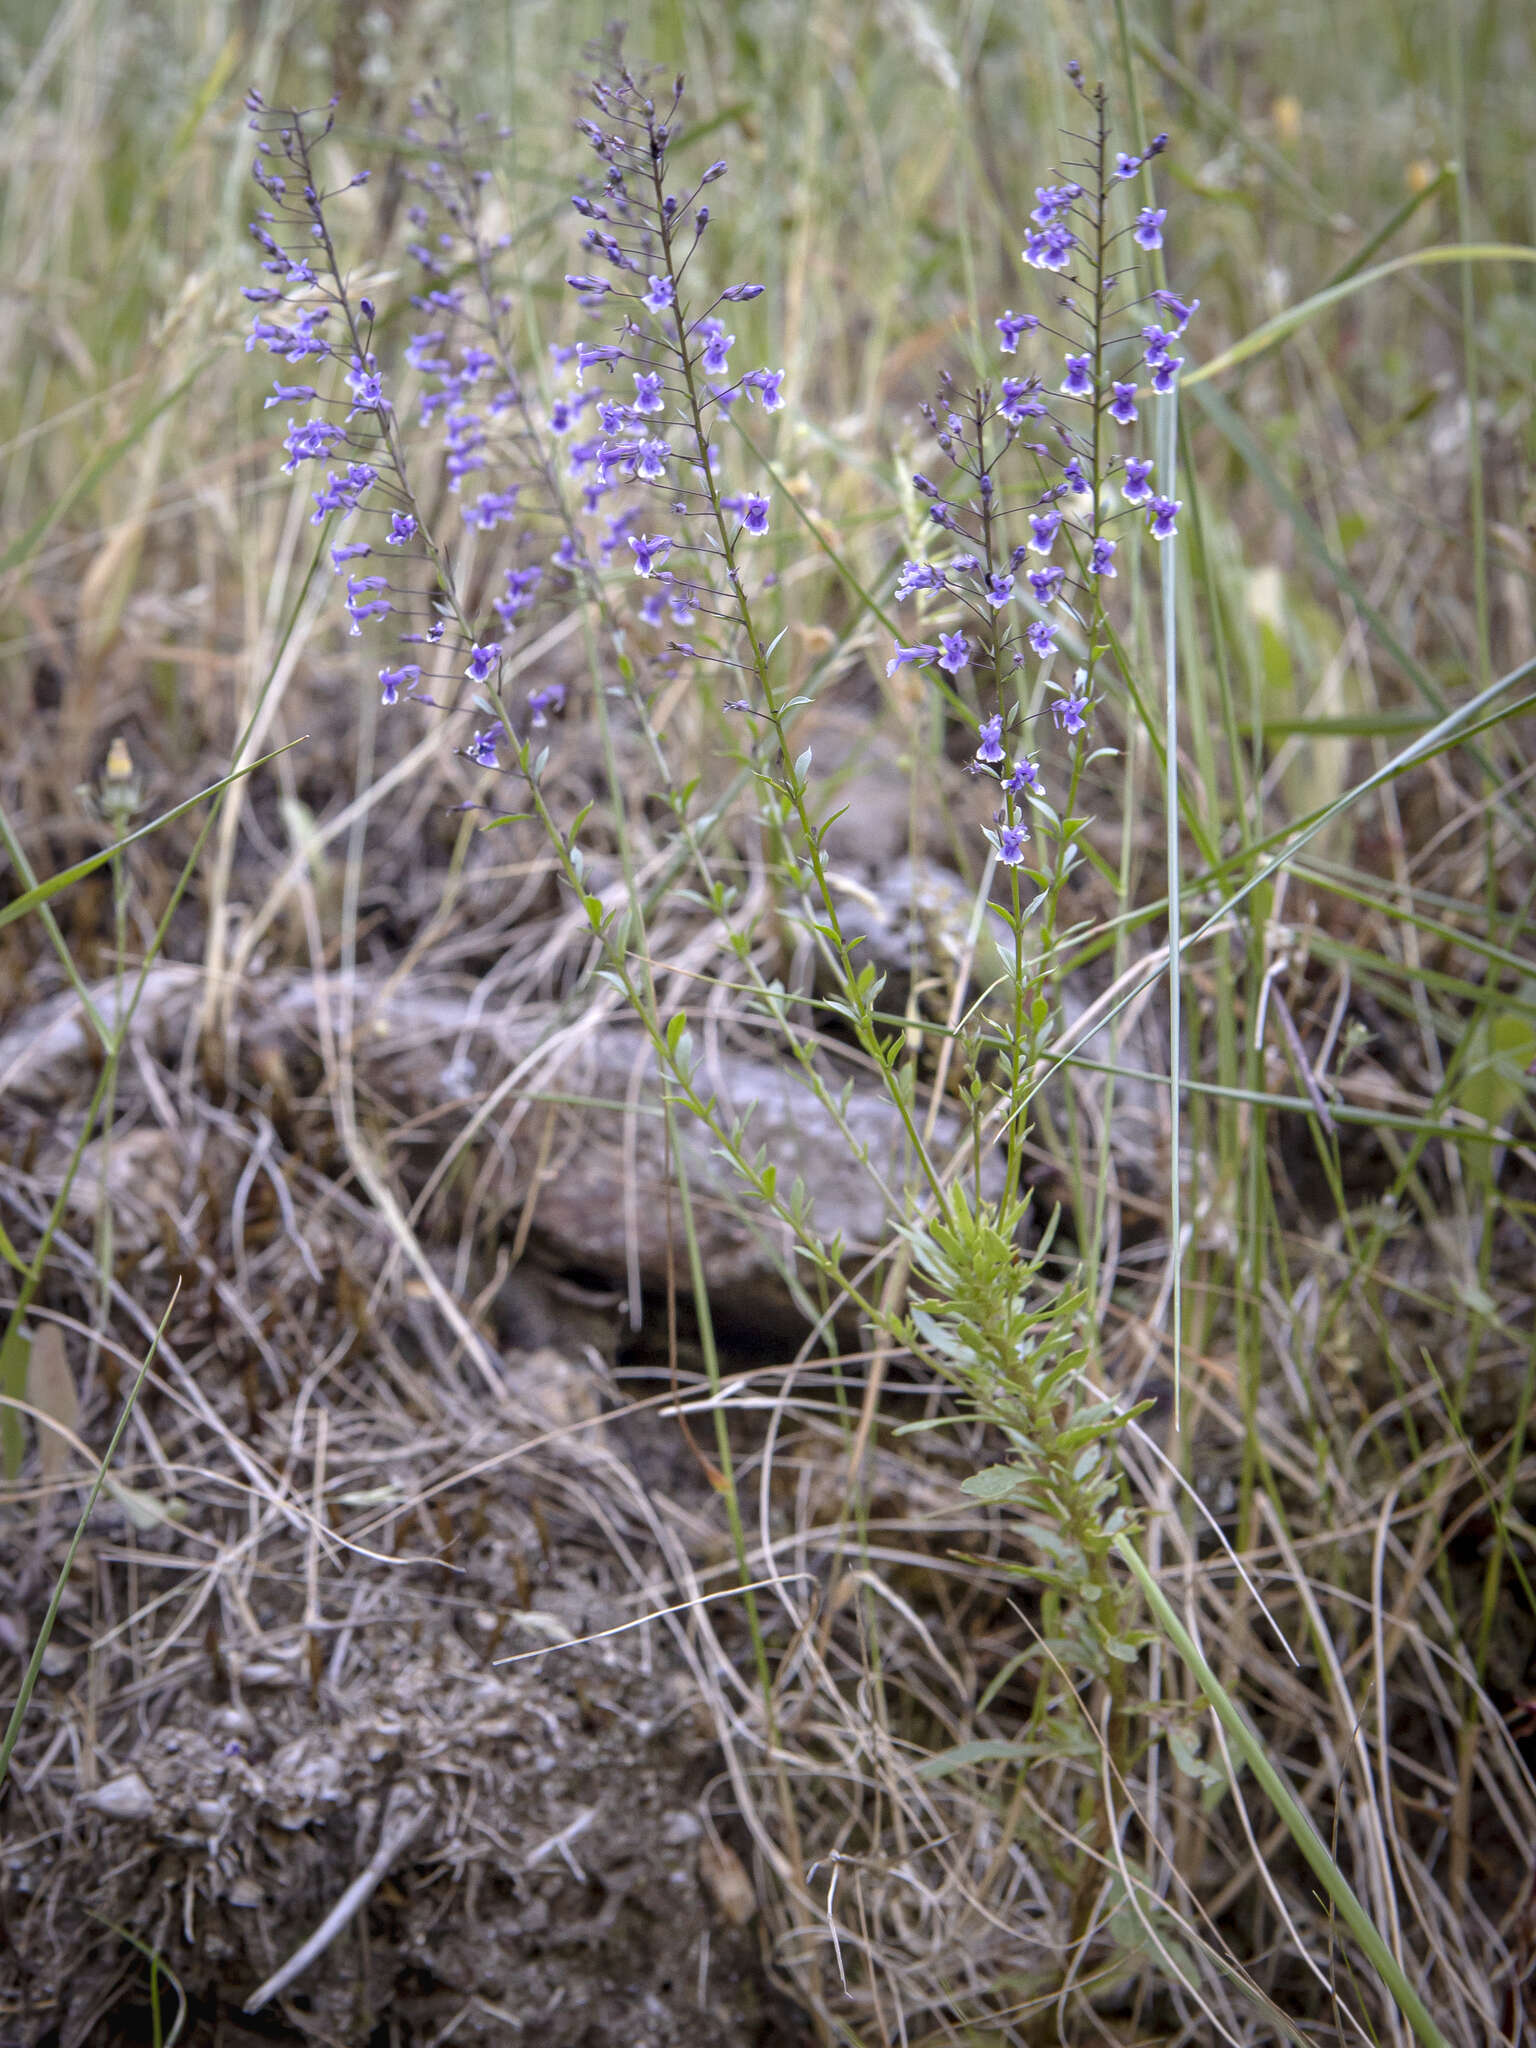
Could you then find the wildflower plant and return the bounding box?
[237,41,1173,1956]
[230,46,1464,2048]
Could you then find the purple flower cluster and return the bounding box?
[244,93,465,722]
[246,86,666,755]
[559,55,789,668]
[884,73,1197,868]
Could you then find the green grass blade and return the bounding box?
[1188,243,1536,387]
[1117,1536,1453,2048]
[0,743,302,934]
[0,1289,177,1790]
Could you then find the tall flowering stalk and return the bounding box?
[870,75,1205,1946]
[889,68,1197,1195]
[561,48,956,1204]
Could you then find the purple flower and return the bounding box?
[466,722,504,768]
[264,381,318,409]
[1061,354,1094,399]
[719,283,764,302]
[281,417,346,473]
[629,532,673,576]
[636,437,670,481]
[633,370,666,415]
[1004,758,1043,796]
[1060,457,1090,496]
[464,487,522,531]
[1152,290,1199,335]
[997,823,1028,866]
[378,663,420,705]
[1028,509,1062,555]
[999,378,1047,425]
[386,512,418,545]
[1052,693,1089,736]
[1038,181,1083,222]
[643,275,675,312]
[699,324,734,376]
[1133,207,1167,251]
[1148,494,1182,540]
[344,575,390,635]
[1028,566,1065,604]
[995,309,1039,354]
[739,494,770,535]
[406,332,450,373]
[576,344,623,383]
[1026,618,1057,658]
[344,357,387,417]
[527,683,567,727]
[565,273,612,294]
[247,305,331,361]
[494,566,543,623]
[1150,354,1182,394]
[346,600,391,636]
[975,714,1005,765]
[465,641,502,683]
[1109,381,1138,426]
[743,367,785,410]
[1141,324,1174,368]
[443,410,487,490]
[937,631,970,674]
[1121,457,1154,506]
[330,542,371,570]
[1114,151,1142,180]
[886,642,939,676]
[986,572,1015,609]
[1089,535,1117,578]
[1024,222,1078,272]
[895,560,946,599]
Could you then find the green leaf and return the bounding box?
[960,1464,1023,1502]
[1,1325,32,1478]
[914,1739,1034,1779]
[1166,1720,1224,1790]
[1455,999,1536,1133]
